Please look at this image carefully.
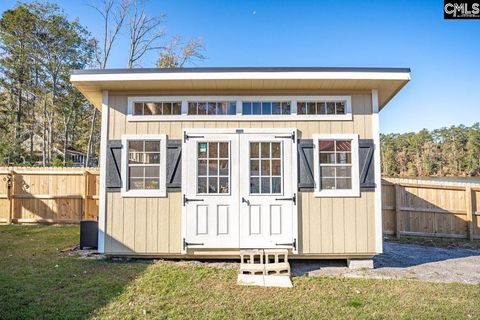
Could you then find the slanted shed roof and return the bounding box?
[70,67,410,110]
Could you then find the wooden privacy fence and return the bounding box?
[1,168,479,241]
[382,177,480,240]
[0,167,99,224]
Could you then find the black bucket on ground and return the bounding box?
[80,220,98,249]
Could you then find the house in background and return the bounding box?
[71,67,410,266]
[21,133,97,166]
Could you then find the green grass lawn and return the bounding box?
[1,225,479,319]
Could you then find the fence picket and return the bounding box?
[0,167,99,224]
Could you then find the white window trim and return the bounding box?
[121,134,167,197]
[313,133,360,198]
[127,96,352,121]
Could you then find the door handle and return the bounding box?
[242,197,250,205]
[275,193,296,205]
[183,239,204,250]
[276,239,297,250]
[183,195,205,206]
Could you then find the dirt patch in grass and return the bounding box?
[387,236,480,250]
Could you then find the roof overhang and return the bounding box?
[70,67,410,110]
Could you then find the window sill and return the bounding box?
[121,190,167,198]
[126,114,352,122]
[314,189,360,198]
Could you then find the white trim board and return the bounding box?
[371,89,383,254]
[126,95,353,122]
[97,90,109,253]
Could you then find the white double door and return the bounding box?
[183,129,297,251]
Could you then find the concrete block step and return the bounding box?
[264,249,289,264]
[237,274,293,288]
[240,249,264,265]
[239,249,291,276]
[239,263,265,275]
[265,262,291,276]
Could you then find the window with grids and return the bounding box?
[318,140,352,190]
[242,102,291,115]
[197,142,230,194]
[133,101,181,115]
[188,102,236,115]
[249,142,282,194]
[297,101,346,115]
[127,140,161,190]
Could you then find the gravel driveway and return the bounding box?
[292,241,480,284]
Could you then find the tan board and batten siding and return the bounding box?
[105,91,376,257]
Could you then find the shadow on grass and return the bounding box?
[0,225,151,320]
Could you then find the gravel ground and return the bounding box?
[292,241,480,284]
[64,241,480,284]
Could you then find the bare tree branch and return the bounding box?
[157,36,205,68]
[127,0,165,68]
[88,0,129,68]
[85,0,129,167]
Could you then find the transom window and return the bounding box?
[188,102,236,115]
[197,142,230,194]
[249,142,282,194]
[297,101,346,115]
[313,134,360,197]
[128,96,351,120]
[133,101,181,115]
[242,102,291,115]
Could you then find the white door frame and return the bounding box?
[181,128,298,254]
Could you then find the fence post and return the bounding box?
[395,184,402,239]
[82,170,89,221]
[466,186,473,241]
[7,170,14,224]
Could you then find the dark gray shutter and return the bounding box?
[359,139,376,191]
[297,139,315,191]
[106,140,122,191]
[166,140,182,191]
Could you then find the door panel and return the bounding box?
[184,134,239,248]
[239,134,295,249]
[217,205,229,235]
[270,205,282,235]
[249,205,262,235]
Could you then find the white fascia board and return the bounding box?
[70,71,411,82]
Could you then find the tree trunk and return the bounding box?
[85,108,97,167]
[48,116,53,163]
[42,96,47,166]
[15,85,23,161]
[63,123,68,166]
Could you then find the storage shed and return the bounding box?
[71,67,410,263]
